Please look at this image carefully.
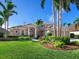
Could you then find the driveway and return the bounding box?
[70,38,79,42]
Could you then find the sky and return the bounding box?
[1,0,79,28]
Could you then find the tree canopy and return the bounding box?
[41,0,79,12]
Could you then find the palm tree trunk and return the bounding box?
[57,9,59,37]
[6,20,8,37]
[4,19,8,39]
[4,21,7,39]
[54,7,57,36]
[64,27,66,36]
[6,18,9,38]
[58,0,62,37]
[52,0,56,36]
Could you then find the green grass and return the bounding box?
[0,41,79,59]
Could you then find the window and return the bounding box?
[16,31,18,33]
[22,30,24,35]
[15,30,19,35]
[70,33,74,38]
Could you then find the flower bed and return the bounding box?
[43,43,79,50]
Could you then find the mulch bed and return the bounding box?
[43,43,79,50]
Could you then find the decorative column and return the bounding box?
[28,27,30,36]
[35,27,37,38]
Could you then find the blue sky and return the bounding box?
[1,0,79,27]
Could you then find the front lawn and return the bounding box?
[0,41,79,59]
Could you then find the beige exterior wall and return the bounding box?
[68,23,79,32]
[8,25,36,36]
[8,24,53,37]
[62,23,79,37]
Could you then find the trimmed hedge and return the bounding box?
[8,36,19,38]
[18,36,31,41]
[0,36,32,41]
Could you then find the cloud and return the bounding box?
[49,15,53,22]
[2,21,8,29]
[2,23,5,29]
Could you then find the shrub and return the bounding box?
[70,41,79,46]
[47,33,52,36]
[45,36,49,41]
[44,36,53,42]
[40,40,48,44]
[52,41,65,48]
[44,36,60,42]
[18,36,31,41]
[41,36,53,44]
[51,36,70,44]
[43,35,70,45]
[0,36,31,41]
[62,37,70,44]
[45,32,52,41]
[40,36,45,41]
[8,36,19,38]
[51,36,61,42]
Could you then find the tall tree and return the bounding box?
[63,23,67,36]
[41,0,56,36]
[35,19,44,27]
[0,18,4,27]
[63,23,71,36]
[73,18,79,24]
[52,0,56,36]
[0,0,17,38]
[73,18,79,30]
[35,19,44,38]
[41,0,79,36]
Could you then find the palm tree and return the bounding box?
[35,19,44,38]
[35,19,44,27]
[63,23,67,36]
[41,0,79,37]
[67,23,71,27]
[41,0,56,36]
[58,0,62,36]
[52,0,56,36]
[0,18,4,27]
[73,18,79,24]
[73,18,79,30]
[63,23,71,36]
[0,0,17,38]
[54,0,71,36]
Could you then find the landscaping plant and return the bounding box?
[52,41,65,48]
